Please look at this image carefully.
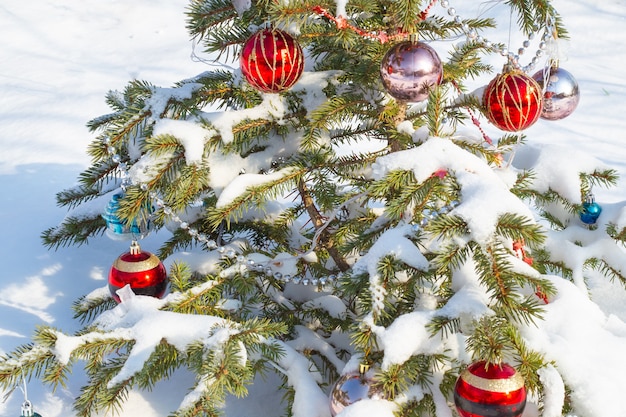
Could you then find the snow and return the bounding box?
[2,1,626,417]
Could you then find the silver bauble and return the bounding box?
[532,66,580,120]
[380,40,443,102]
[329,371,386,416]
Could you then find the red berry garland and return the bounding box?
[454,361,527,417]
[108,241,168,302]
[240,28,304,93]
[483,70,543,131]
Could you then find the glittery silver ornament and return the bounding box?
[329,370,386,416]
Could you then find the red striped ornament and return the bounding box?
[454,361,526,417]
[482,70,543,131]
[240,28,304,93]
[108,241,168,302]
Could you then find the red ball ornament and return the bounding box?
[380,40,443,102]
[108,241,168,302]
[454,361,526,417]
[483,70,543,131]
[240,28,304,93]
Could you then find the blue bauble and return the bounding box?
[580,201,602,225]
[102,193,153,240]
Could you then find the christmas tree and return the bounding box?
[1,1,624,416]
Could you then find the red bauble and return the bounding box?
[108,241,168,302]
[379,40,443,102]
[240,28,304,93]
[483,70,543,131]
[454,361,526,417]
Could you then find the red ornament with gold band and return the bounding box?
[454,361,526,417]
[108,241,168,303]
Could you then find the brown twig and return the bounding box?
[297,178,350,271]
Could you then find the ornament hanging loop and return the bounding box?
[20,400,42,417]
[358,362,371,375]
[16,373,41,417]
[129,240,141,255]
[21,400,35,417]
[579,190,602,227]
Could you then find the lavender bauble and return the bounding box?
[380,40,443,102]
[532,66,580,120]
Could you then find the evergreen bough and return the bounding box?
[2,1,625,416]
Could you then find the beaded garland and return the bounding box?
[102,0,562,284]
[313,0,556,73]
[104,140,459,287]
[439,0,556,73]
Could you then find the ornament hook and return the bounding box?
[129,240,141,255]
[21,400,35,417]
[15,372,41,417]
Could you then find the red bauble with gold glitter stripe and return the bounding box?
[240,28,304,93]
[454,361,527,417]
[108,241,168,302]
[483,70,543,131]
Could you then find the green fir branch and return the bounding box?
[205,168,302,230]
[302,95,375,151]
[580,169,619,197]
[432,241,472,275]
[41,214,106,250]
[495,212,545,247]
[585,257,626,288]
[607,222,626,245]
[73,295,117,325]
[505,0,565,37]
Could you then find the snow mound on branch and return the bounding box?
[521,276,626,417]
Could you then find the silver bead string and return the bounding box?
[104,144,348,287]
[439,0,556,72]
[104,144,460,287]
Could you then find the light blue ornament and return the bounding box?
[102,192,153,241]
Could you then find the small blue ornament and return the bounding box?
[102,192,153,241]
[579,194,602,225]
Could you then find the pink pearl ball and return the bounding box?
[380,41,443,102]
[532,66,580,120]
